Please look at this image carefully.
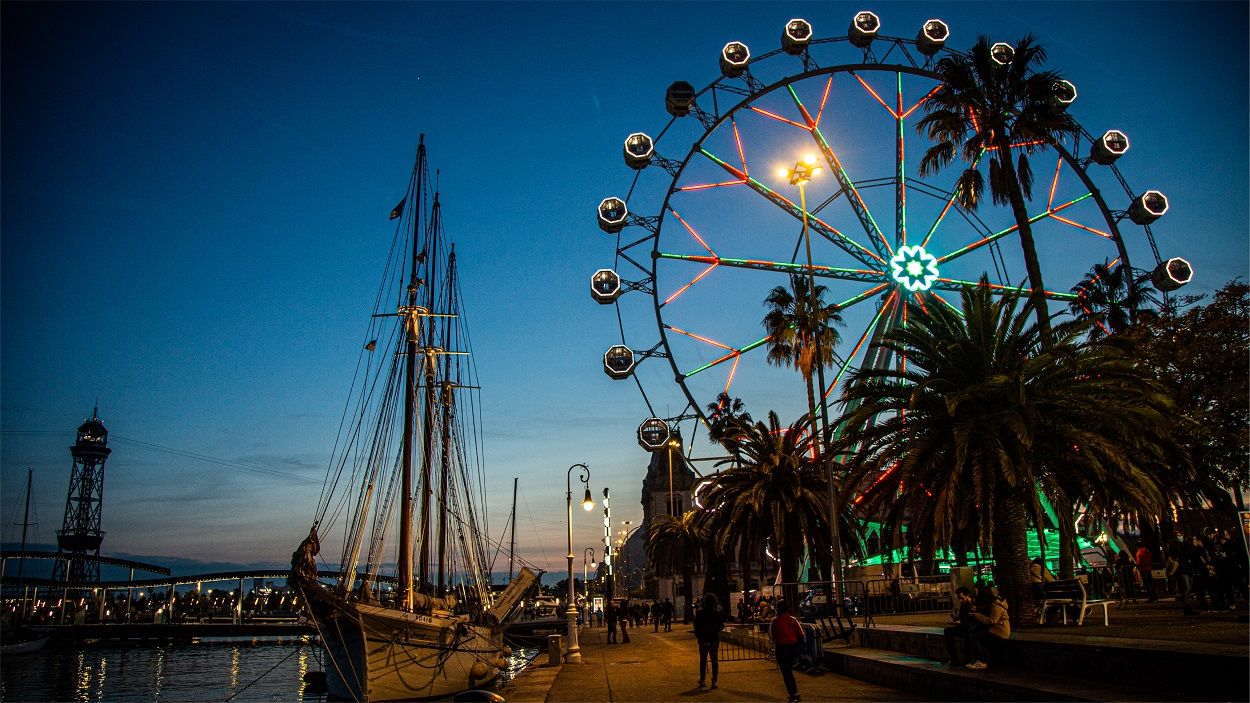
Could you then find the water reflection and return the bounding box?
[2,638,536,702]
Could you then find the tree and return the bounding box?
[1068,260,1160,341]
[706,392,752,444]
[833,282,1178,624]
[1125,280,1249,510]
[702,412,838,604]
[918,35,1080,335]
[645,512,704,622]
[762,275,842,438]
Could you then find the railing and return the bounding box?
[863,575,954,616]
[719,623,773,661]
[751,580,873,629]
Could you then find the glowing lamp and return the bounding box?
[848,11,879,48]
[582,489,595,511]
[720,41,751,78]
[781,18,813,55]
[1128,190,1168,225]
[917,19,949,55]
[597,197,629,233]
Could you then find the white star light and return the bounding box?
[889,245,940,292]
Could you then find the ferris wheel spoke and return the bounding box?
[824,289,896,400]
[786,84,894,260]
[929,278,1077,302]
[697,148,885,267]
[658,252,886,286]
[677,332,771,380]
[937,193,1094,265]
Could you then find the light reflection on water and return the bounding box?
[2,637,538,702]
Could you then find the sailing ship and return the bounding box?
[290,136,535,702]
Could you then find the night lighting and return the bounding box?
[1091,130,1130,165]
[623,132,654,170]
[720,41,750,78]
[889,245,940,292]
[782,19,813,55]
[1129,190,1168,225]
[597,197,629,233]
[1151,257,1192,292]
[917,19,949,55]
[990,42,1015,65]
[849,11,880,48]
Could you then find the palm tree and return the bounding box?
[762,275,843,438]
[701,412,835,604]
[917,34,1081,336]
[706,392,752,445]
[1068,260,1161,340]
[833,282,1177,625]
[645,512,705,622]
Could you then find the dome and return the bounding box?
[76,409,108,445]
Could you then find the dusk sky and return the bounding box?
[2,2,1247,579]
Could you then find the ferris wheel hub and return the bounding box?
[889,245,940,293]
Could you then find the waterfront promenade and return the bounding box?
[502,625,928,702]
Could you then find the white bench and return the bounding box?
[1037,577,1111,626]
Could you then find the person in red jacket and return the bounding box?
[769,599,805,702]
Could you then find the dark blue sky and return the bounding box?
[2,2,1246,572]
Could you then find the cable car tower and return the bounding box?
[50,407,111,585]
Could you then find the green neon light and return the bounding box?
[939,193,1094,264]
[682,335,770,379]
[937,278,1079,301]
[657,252,880,278]
[698,148,882,262]
[896,71,906,249]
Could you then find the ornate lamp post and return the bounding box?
[780,155,843,598]
[565,463,594,662]
[583,548,597,607]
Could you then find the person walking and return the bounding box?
[769,599,804,702]
[1135,542,1157,602]
[652,600,662,632]
[694,593,726,689]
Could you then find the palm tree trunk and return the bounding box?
[682,564,694,623]
[997,136,1052,341]
[992,491,1035,626]
[1055,502,1077,579]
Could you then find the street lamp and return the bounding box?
[780,154,844,601]
[566,463,593,663]
[583,548,597,607]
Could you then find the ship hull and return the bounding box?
[303,588,504,701]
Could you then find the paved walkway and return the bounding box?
[500,624,929,702]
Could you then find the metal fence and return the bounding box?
[719,623,773,661]
[864,574,954,616]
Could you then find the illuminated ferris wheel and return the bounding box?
[592,11,1192,460]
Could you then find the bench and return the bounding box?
[1037,578,1111,626]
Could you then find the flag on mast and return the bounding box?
[389,197,406,220]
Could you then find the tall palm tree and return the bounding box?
[763,275,842,438]
[917,34,1080,336]
[1068,260,1161,340]
[701,412,835,603]
[645,512,705,622]
[833,282,1177,625]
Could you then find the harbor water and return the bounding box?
[1,636,538,702]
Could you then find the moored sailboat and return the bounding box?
[290,136,535,701]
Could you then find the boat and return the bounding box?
[1,627,51,655]
[290,135,535,702]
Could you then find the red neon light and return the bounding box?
[723,355,741,394]
[853,72,896,117]
[1047,156,1062,208]
[822,284,890,401]
[668,208,715,255]
[914,293,930,316]
[747,106,809,130]
[1051,215,1111,238]
[667,323,732,350]
[900,84,943,120]
[663,264,718,305]
[815,76,834,127]
[732,118,749,175]
[678,181,746,192]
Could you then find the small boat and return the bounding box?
[291,136,534,701]
[1,627,51,655]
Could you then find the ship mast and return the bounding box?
[436,247,459,596]
[398,135,426,611]
[417,193,444,596]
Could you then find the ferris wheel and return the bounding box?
[592,11,1192,461]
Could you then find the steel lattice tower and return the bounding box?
[50,408,111,585]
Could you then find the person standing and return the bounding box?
[605,599,618,643]
[662,598,674,632]
[652,600,662,632]
[1135,542,1157,602]
[694,593,726,689]
[619,600,631,644]
[769,599,804,703]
